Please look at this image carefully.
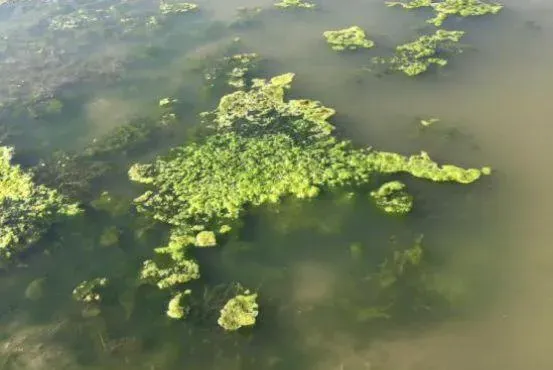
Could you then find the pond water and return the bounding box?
[1,0,553,369]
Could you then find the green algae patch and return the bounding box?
[275,0,316,9]
[140,258,200,290]
[166,290,191,319]
[203,53,260,89]
[387,0,503,27]
[195,231,217,247]
[323,26,375,51]
[130,73,488,323]
[218,291,259,331]
[370,181,414,215]
[0,146,80,261]
[373,29,464,76]
[160,1,198,15]
[73,278,109,303]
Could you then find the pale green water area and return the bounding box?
[1,0,553,369]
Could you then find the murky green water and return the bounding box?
[1,0,553,369]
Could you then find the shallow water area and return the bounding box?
[1,0,553,369]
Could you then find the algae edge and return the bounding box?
[1,146,80,262]
[129,73,489,331]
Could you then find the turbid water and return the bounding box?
[1,0,553,369]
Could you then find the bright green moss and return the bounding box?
[370,181,414,215]
[275,0,316,9]
[373,29,464,76]
[166,290,191,319]
[323,26,375,51]
[195,230,217,247]
[160,2,198,15]
[72,278,108,303]
[0,147,80,260]
[218,291,259,331]
[386,0,503,27]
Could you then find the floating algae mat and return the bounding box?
[0,0,519,369]
[129,72,489,327]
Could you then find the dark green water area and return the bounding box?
[2,0,553,369]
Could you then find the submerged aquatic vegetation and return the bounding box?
[166,290,192,319]
[373,29,464,76]
[232,7,263,28]
[275,0,316,9]
[0,146,79,261]
[386,0,503,27]
[203,53,260,89]
[323,26,375,51]
[218,291,259,331]
[73,278,109,303]
[370,181,414,215]
[25,277,46,301]
[99,226,120,247]
[159,1,199,15]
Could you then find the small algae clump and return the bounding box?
[159,97,178,108]
[387,0,503,27]
[73,278,109,303]
[195,231,217,247]
[0,146,79,261]
[323,26,375,51]
[140,258,200,289]
[218,291,259,331]
[275,0,316,9]
[166,290,191,319]
[370,181,414,215]
[373,29,464,76]
[203,53,260,89]
[160,1,198,15]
